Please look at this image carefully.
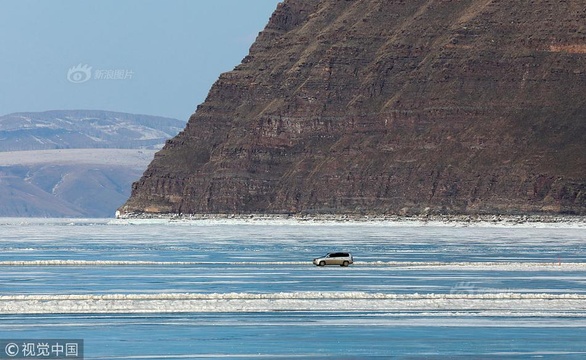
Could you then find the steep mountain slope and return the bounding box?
[120,0,586,216]
[0,111,184,217]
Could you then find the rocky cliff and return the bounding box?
[120,0,586,216]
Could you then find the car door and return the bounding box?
[328,253,341,265]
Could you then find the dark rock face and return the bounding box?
[120,0,586,216]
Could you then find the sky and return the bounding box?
[0,0,281,121]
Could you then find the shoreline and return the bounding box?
[115,212,586,227]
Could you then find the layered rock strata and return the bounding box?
[120,0,586,216]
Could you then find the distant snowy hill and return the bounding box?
[0,110,186,217]
[0,110,185,151]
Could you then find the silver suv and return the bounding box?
[313,252,353,267]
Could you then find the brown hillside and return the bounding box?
[120,0,586,216]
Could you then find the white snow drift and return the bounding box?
[2,292,586,315]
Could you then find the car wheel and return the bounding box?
[319,261,326,266]
[342,261,349,267]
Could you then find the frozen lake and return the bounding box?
[1,218,585,358]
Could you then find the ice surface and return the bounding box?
[1,219,585,357]
[2,291,586,315]
[2,259,586,271]
[110,216,586,229]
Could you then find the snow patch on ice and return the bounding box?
[2,292,586,315]
[110,216,586,229]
